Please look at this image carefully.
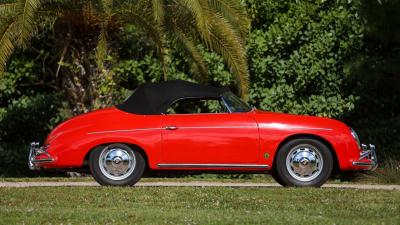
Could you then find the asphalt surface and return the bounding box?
[0,181,399,190]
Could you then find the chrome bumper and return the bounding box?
[352,144,378,171]
[28,142,54,170]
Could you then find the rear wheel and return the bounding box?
[89,143,145,186]
[274,138,333,187]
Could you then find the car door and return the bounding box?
[160,98,260,165]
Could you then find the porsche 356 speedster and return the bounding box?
[29,80,377,187]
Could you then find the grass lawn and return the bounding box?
[0,186,399,224]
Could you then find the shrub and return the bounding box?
[245,0,364,117]
[0,58,63,176]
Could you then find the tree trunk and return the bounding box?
[60,44,100,115]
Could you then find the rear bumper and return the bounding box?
[28,142,55,170]
[352,144,378,171]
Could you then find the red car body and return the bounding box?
[31,107,375,171]
[29,80,377,186]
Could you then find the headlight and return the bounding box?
[350,128,361,149]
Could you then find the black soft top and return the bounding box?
[116,80,228,115]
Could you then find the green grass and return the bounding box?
[0,186,399,224]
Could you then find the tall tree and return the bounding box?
[0,0,250,112]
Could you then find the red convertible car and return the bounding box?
[29,80,377,187]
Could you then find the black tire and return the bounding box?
[275,138,333,187]
[89,143,145,186]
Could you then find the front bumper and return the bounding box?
[28,142,54,170]
[352,144,378,171]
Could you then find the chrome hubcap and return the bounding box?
[286,144,323,182]
[99,147,136,181]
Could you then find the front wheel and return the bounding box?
[89,143,145,186]
[274,138,333,187]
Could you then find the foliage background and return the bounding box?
[0,0,399,177]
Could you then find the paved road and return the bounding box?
[0,181,399,190]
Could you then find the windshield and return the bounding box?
[222,92,252,113]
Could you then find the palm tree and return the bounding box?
[0,0,250,111]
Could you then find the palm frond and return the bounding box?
[15,0,41,48]
[176,0,212,48]
[0,19,18,71]
[119,2,173,80]
[207,0,250,39]
[101,0,113,15]
[174,27,209,82]
[81,1,95,27]
[151,0,171,80]
[1,0,41,66]
[0,3,18,19]
[95,0,114,68]
[118,6,163,52]
[168,0,249,94]
[152,0,164,26]
[207,12,249,96]
[1,0,250,95]
[95,25,107,69]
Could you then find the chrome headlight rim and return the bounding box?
[350,127,361,149]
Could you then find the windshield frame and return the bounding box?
[221,92,253,113]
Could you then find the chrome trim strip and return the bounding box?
[352,161,375,166]
[89,126,257,134]
[258,123,333,131]
[90,123,332,134]
[172,126,256,130]
[157,163,269,169]
[88,128,163,134]
[32,158,55,163]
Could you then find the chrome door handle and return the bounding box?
[165,126,178,130]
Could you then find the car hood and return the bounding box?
[253,110,349,132]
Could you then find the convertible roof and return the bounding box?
[116,80,228,115]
